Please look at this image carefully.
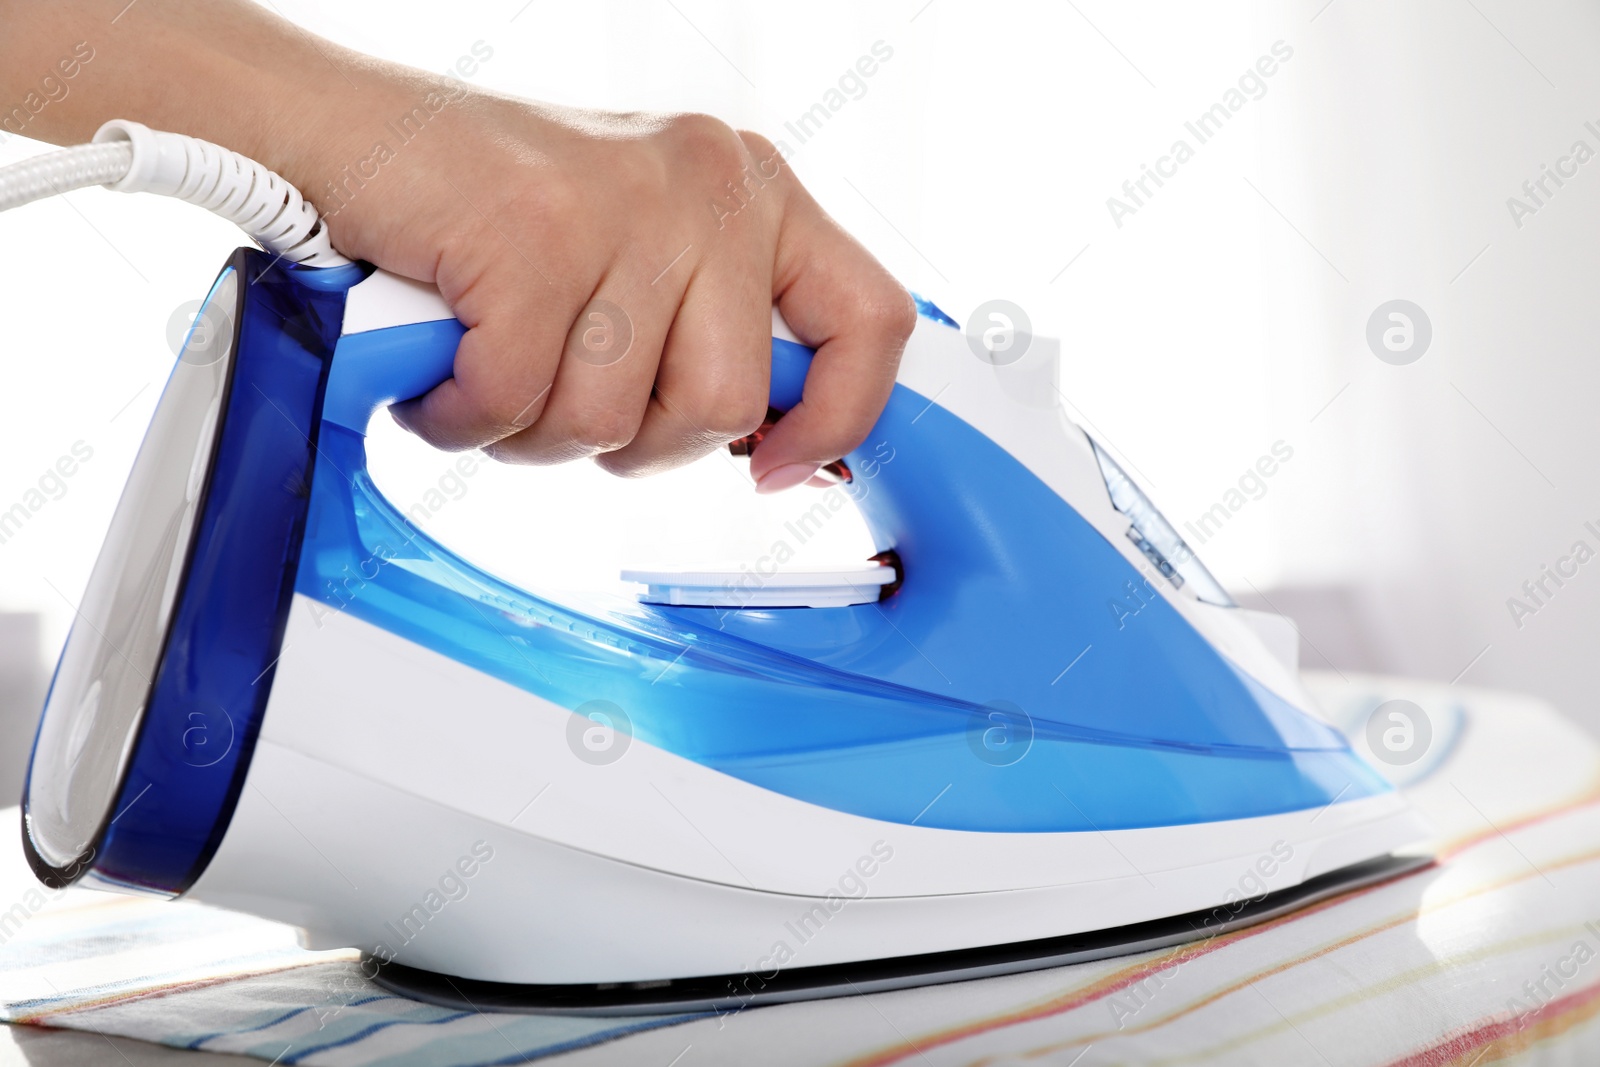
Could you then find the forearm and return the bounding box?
[0,1,412,198]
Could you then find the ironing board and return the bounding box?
[3,671,1598,1066]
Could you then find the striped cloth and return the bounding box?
[3,672,1598,1066]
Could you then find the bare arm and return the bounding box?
[0,1,915,488]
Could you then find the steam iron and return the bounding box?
[10,125,1430,1016]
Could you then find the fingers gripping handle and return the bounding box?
[323,270,904,439]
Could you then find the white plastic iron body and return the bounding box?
[5,125,1427,1008]
[174,268,1426,993]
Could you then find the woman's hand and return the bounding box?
[0,0,915,492]
[296,96,915,491]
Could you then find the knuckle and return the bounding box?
[862,280,918,342]
[736,129,789,178]
[571,405,644,452]
[480,434,580,468]
[479,438,526,465]
[393,417,454,452]
[470,384,550,439]
[736,129,778,158]
[667,111,747,174]
[592,449,649,478]
[595,441,709,479]
[687,380,769,441]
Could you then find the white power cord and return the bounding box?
[0,119,348,267]
[0,141,134,212]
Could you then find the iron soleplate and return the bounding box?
[368,852,1432,1016]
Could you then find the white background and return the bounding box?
[1,0,1598,746]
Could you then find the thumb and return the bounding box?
[749,192,915,492]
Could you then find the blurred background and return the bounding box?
[2,0,1598,798]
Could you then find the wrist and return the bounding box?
[267,62,488,234]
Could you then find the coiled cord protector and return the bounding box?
[0,120,348,267]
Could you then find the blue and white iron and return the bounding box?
[8,123,1428,1013]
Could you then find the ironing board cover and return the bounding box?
[2,671,1598,1066]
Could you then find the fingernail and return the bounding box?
[755,462,820,494]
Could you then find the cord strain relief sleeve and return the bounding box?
[91,119,350,267]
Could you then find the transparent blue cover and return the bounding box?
[292,326,1390,833]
